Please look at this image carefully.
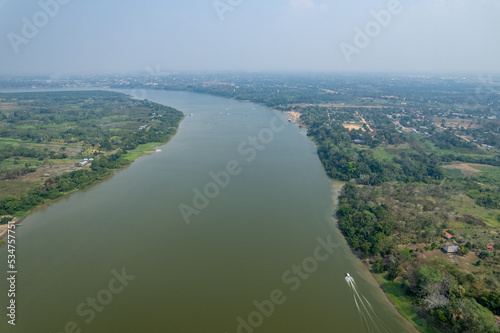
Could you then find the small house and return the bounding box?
[442,245,459,254]
[444,232,453,239]
[486,245,494,250]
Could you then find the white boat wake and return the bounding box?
[345,274,390,333]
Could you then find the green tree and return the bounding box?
[478,251,490,259]
[449,298,499,333]
[418,266,444,285]
[459,246,469,256]
[477,292,500,315]
[372,258,385,273]
[0,217,11,225]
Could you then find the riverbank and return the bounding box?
[0,91,184,238]
[335,179,500,332]
[189,93,425,331]
[332,184,425,333]
[373,273,440,333]
[333,183,435,333]
[162,90,431,332]
[331,182,422,332]
[0,135,180,245]
[0,222,10,247]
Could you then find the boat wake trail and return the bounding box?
[345,275,390,333]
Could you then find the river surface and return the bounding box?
[0,89,416,333]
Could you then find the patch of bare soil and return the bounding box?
[460,215,487,227]
[343,123,365,131]
[442,163,482,176]
[285,111,301,123]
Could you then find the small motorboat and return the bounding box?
[346,273,351,278]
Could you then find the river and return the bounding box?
[0,89,416,333]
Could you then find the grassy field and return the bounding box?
[0,138,22,144]
[450,194,500,228]
[357,146,396,161]
[474,164,500,184]
[372,147,396,161]
[0,178,41,199]
[122,142,164,161]
[442,167,464,178]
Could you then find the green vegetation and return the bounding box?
[0,151,127,216]
[338,183,500,332]
[122,141,163,161]
[0,91,183,218]
[2,74,500,331]
[374,273,440,333]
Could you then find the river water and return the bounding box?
[0,89,415,333]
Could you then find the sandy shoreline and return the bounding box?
[0,223,8,239]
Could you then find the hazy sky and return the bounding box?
[1,0,499,75]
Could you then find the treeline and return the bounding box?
[0,144,68,162]
[448,179,500,210]
[430,130,479,152]
[310,123,444,185]
[466,188,500,209]
[121,121,179,150]
[337,183,396,257]
[337,183,456,257]
[0,151,129,216]
[0,145,68,180]
[440,153,500,167]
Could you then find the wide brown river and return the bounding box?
[0,89,416,332]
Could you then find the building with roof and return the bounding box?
[442,245,459,253]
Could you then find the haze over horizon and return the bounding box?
[1,0,499,75]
